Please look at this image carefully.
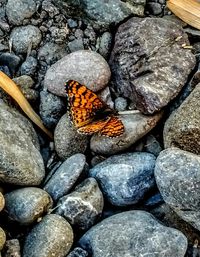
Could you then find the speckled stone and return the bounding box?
[79,210,187,257]
[0,192,5,212]
[44,154,86,201]
[20,56,38,76]
[0,227,6,251]
[5,187,53,225]
[164,83,200,155]
[56,178,104,230]
[44,50,111,97]
[155,148,200,232]
[66,247,88,257]
[54,114,89,160]
[23,214,73,257]
[3,239,21,257]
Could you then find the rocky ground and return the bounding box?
[0,0,200,256]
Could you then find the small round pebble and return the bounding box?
[66,247,88,257]
[114,97,128,112]
[0,227,6,250]
[20,56,38,76]
[5,187,53,225]
[54,114,89,160]
[0,192,5,212]
[99,32,112,59]
[10,25,42,54]
[56,178,104,230]
[23,214,74,257]
[146,2,163,15]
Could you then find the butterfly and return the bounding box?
[65,80,124,137]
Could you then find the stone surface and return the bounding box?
[114,97,128,112]
[5,187,53,225]
[79,210,187,257]
[110,17,196,114]
[20,56,38,76]
[6,0,36,25]
[98,32,112,59]
[10,25,42,54]
[44,50,111,97]
[0,227,6,251]
[54,114,89,160]
[89,152,156,206]
[0,192,5,212]
[56,178,104,230]
[66,247,88,257]
[90,111,162,155]
[0,53,21,76]
[44,154,86,201]
[164,84,200,155]
[155,148,200,231]
[0,100,45,185]
[3,239,21,257]
[144,134,162,157]
[23,214,73,257]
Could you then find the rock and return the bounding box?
[110,17,196,114]
[146,2,163,15]
[164,83,200,155]
[97,86,114,108]
[13,75,38,102]
[23,214,73,257]
[0,100,45,185]
[20,56,38,76]
[6,0,36,25]
[53,0,145,29]
[89,152,156,206]
[10,25,42,54]
[90,111,162,155]
[44,154,86,201]
[68,39,84,52]
[44,50,111,97]
[98,32,112,59]
[67,19,78,29]
[155,148,200,231]
[114,97,128,112]
[144,134,162,157]
[0,52,21,76]
[0,192,5,212]
[38,42,69,65]
[5,187,53,225]
[0,227,6,251]
[3,239,21,257]
[66,247,88,257]
[56,178,104,230]
[39,90,65,129]
[54,114,89,160]
[144,192,164,208]
[79,210,187,257]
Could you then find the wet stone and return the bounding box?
[44,154,86,201]
[23,214,74,257]
[89,152,156,206]
[79,210,187,257]
[5,187,53,225]
[56,178,104,230]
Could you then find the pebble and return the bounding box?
[56,178,104,230]
[155,148,200,231]
[54,114,89,160]
[164,83,200,155]
[89,152,156,206]
[110,17,196,114]
[0,227,6,251]
[3,239,21,257]
[146,2,163,15]
[44,153,86,201]
[6,0,36,25]
[79,210,188,257]
[114,97,128,111]
[68,38,84,52]
[0,52,21,76]
[0,100,45,185]
[39,90,65,129]
[66,247,88,257]
[144,134,162,157]
[90,111,162,155]
[97,86,114,108]
[44,50,111,97]
[0,192,5,212]
[10,25,42,54]
[20,56,38,76]
[98,32,112,59]
[67,19,78,29]
[5,187,53,225]
[23,214,74,257]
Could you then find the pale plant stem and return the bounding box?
[118,110,141,115]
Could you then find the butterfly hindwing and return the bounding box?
[100,116,124,137]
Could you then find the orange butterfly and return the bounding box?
[65,80,124,137]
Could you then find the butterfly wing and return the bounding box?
[99,116,124,137]
[65,80,108,128]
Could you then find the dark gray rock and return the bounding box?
[0,100,45,186]
[155,148,200,231]
[79,210,187,257]
[44,50,111,97]
[0,52,21,76]
[0,227,6,250]
[144,134,162,157]
[6,0,36,25]
[5,187,53,225]
[44,154,86,201]
[23,214,73,257]
[20,56,37,76]
[89,152,156,206]
[54,114,89,160]
[90,111,162,155]
[3,239,21,257]
[10,25,42,54]
[68,39,84,52]
[110,17,196,114]
[164,83,200,155]
[39,90,65,129]
[146,2,163,15]
[66,247,88,257]
[98,32,112,59]
[56,178,104,230]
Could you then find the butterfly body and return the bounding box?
[65,80,124,137]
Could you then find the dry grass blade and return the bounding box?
[167,0,200,30]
